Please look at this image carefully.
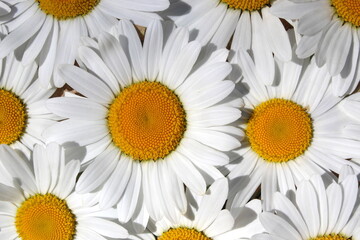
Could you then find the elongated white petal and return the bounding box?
[58,64,114,103]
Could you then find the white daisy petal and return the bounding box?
[164,41,201,90]
[342,202,360,237]
[38,20,59,87]
[188,3,226,45]
[6,2,37,32]
[237,50,268,102]
[141,161,160,221]
[181,80,235,110]
[169,152,206,195]
[309,175,329,235]
[131,195,150,233]
[98,32,132,88]
[33,144,51,194]
[251,10,274,85]
[205,210,234,238]
[54,160,80,199]
[262,7,291,61]
[53,18,88,87]
[326,23,352,76]
[252,234,286,240]
[0,183,24,202]
[46,97,108,120]
[210,8,239,49]
[331,29,360,96]
[0,1,10,15]
[194,178,228,231]
[79,217,128,238]
[315,20,342,68]
[83,7,117,38]
[273,192,310,239]
[187,106,241,127]
[0,145,37,194]
[297,180,320,237]
[270,0,319,19]
[296,32,322,58]
[57,64,113,104]
[158,26,189,85]
[22,16,53,65]
[117,162,141,223]
[325,182,342,234]
[260,212,302,240]
[178,138,229,166]
[229,160,264,208]
[76,227,107,240]
[177,62,232,97]
[231,10,251,51]
[143,20,163,81]
[261,163,277,211]
[157,160,187,218]
[99,155,132,209]
[117,19,145,82]
[120,0,169,11]
[44,120,108,146]
[276,162,295,196]
[0,217,15,228]
[78,46,120,93]
[297,5,332,36]
[186,127,240,152]
[0,9,46,58]
[99,3,162,27]
[0,202,17,216]
[334,175,358,232]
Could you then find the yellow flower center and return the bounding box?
[37,0,99,20]
[246,98,313,163]
[0,89,27,145]
[311,234,351,240]
[220,0,270,11]
[158,227,211,240]
[332,0,360,27]
[15,193,76,240]
[107,81,187,161]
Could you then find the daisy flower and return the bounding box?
[226,40,360,212]
[133,178,263,240]
[0,143,129,240]
[253,166,360,240]
[0,0,169,87]
[163,0,291,85]
[45,19,242,228]
[0,50,57,158]
[271,0,360,96]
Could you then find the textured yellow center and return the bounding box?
[311,234,351,240]
[37,0,99,20]
[158,227,211,240]
[107,81,186,161]
[246,98,313,163]
[15,194,76,240]
[332,0,360,27]
[220,0,270,11]
[0,89,27,145]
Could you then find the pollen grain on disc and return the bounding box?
[220,0,270,11]
[246,98,313,163]
[157,227,211,240]
[15,193,76,240]
[107,81,187,162]
[0,89,27,145]
[332,0,360,27]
